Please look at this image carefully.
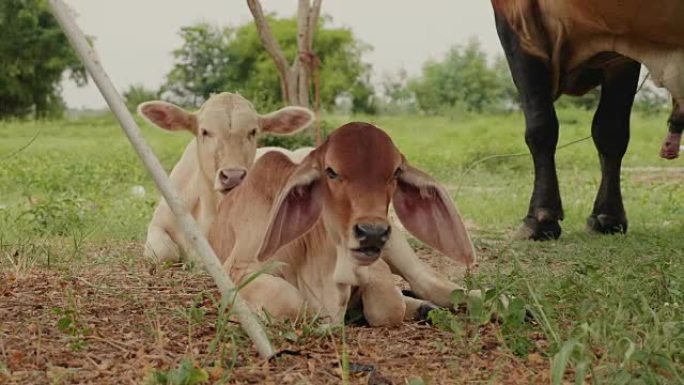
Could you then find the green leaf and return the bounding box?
[552,339,583,385]
[449,288,465,307]
[407,377,427,385]
[56,316,73,333]
[574,360,588,385]
[618,337,636,368]
[466,290,487,325]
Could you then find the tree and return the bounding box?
[163,17,374,113]
[163,24,234,107]
[409,38,516,114]
[123,84,160,112]
[633,78,669,114]
[0,0,86,119]
[379,69,417,114]
[246,0,321,108]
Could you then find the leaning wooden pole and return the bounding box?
[47,0,275,359]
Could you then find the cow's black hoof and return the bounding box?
[513,216,561,241]
[417,302,440,324]
[587,214,627,234]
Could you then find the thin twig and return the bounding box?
[0,130,41,161]
[454,135,592,196]
[85,335,132,353]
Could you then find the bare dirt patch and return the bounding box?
[624,166,684,184]
[1,256,549,384]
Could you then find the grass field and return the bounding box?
[1,109,683,384]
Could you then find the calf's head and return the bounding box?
[256,122,475,269]
[138,92,313,192]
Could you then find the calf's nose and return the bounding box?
[218,168,247,191]
[353,223,391,245]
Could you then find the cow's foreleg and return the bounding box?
[588,60,640,234]
[494,11,562,240]
[383,231,463,307]
[358,260,406,327]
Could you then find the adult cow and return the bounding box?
[492,0,684,239]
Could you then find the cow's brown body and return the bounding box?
[492,0,684,239]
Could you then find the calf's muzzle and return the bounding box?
[218,168,247,192]
[351,222,391,263]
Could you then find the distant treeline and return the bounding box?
[0,1,670,119]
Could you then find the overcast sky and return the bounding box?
[62,0,503,109]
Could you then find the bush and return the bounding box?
[258,119,332,149]
[408,38,517,114]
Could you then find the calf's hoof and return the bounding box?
[513,216,561,241]
[416,302,440,324]
[587,214,627,234]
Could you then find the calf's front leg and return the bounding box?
[383,231,462,308]
[357,260,406,327]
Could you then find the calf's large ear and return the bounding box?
[259,106,314,135]
[138,101,198,134]
[256,154,323,261]
[393,162,476,267]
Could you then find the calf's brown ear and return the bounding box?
[393,162,476,267]
[256,154,323,261]
[138,101,198,134]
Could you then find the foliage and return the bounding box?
[0,0,87,119]
[258,118,332,149]
[556,76,673,113]
[378,69,418,114]
[555,89,601,111]
[163,17,374,113]
[162,24,234,108]
[123,84,160,112]
[633,80,671,115]
[408,38,517,114]
[147,359,209,385]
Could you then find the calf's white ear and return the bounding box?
[259,106,314,135]
[138,101,198,134]
[256,154,323,261]
[393,162,476,267]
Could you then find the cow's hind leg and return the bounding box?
[403,296,440,322]
[494,11,563,240]
[145,226,182,263]
[588,60,640,234]
[238,274,306,321]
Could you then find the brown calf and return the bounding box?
[209,122,474,325]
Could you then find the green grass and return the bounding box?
[1,108,683,383]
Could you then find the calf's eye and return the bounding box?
[248,129,257,140]
[325,167,339,180]
[393,167,403,180]
[201,129,211,137]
